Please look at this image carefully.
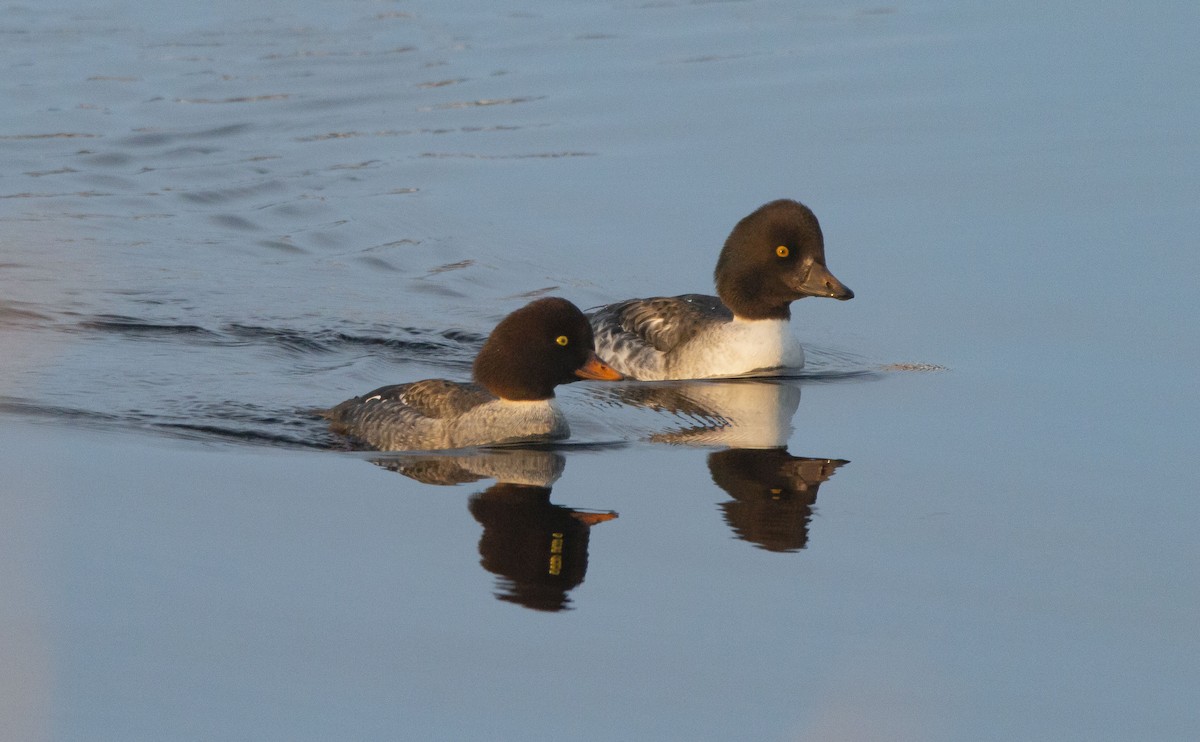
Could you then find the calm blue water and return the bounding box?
[2,1,1198,740]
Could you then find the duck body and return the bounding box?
[325,379,567,451]
[589,200,852,381]
[323,297,621,451]
[589,294,804,381]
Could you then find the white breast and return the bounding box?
[447,399,568,448]
[669,318,804,380]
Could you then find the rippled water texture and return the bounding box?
[2,0,884,444]
[2,1,1198,741]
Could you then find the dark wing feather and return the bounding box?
[324,379,492,425]
[592,294,732,352]
[322,379,496,450]
[382,379,493,418]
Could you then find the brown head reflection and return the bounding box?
[708,449,847,552]
[371,450,615,611]
[469,482,616,612]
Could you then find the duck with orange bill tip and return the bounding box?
[323,297,622,451]
[589,199,853,380]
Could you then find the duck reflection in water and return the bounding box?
[373,448,616,612]
[599,378,848,552]
[708,448,845,552]
[469,480,615,612]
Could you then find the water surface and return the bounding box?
[2,1,1198,740]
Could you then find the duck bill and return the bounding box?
[791,262,854,300]
[569,510,619,526]
[574,351,623,381]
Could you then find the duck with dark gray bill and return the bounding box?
[588,199,854,380]
[323,297,622,451]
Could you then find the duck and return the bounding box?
[588,199,853,380]
[323,297,622,451]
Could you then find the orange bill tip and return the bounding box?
[574,352,623,381]
[569,511,619,526]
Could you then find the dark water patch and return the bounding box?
[0,190,113,199]
[438,328,489,346]
[262,202,308,218]
[108,288,167,298]
[416,78,469,88]
[459,125,527,133]
[324,329,482,365]
[193,123,254,139]
[356,255,399,271]
[503,286,563,300]
[288,92,413,113]
[296,131,394,142]
[121,124,254,149]
[24,167,78,177]
[882,362,948,372]
[161,145,222,158]
[670,53,755,64]
[302,225,350,249]
[0,396,124,426]
[78,315,220,338]
[402,281,469,299]
[427,259,474,275]
[328,160,380,171]
[419,151,595,160]
[210,214,262,231]
[258,239,308,254]
[223,324,336,354]
[79,152,133,166]
[216,323,482,366]
[0,133,100,140]
[295,125,526,142]
[80,173,137,190]
[0,394,337,451]
[174,94,291,104]
[0,301,53,323]
[367,238,422,250]
[121,132,176,147]
[259,46,416,61]
[155,421,336,449]
[153,406,338,450]
[425,96,545,110]
[179,180,285,204]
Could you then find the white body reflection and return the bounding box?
[372,447,566,488]
[594,378,802,449]
[592,378,849,552]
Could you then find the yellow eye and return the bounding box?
[775,245,790,258]
[555,335,569,346]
